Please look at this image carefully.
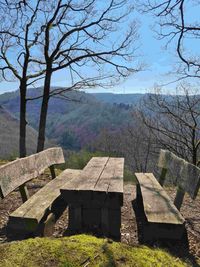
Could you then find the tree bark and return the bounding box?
[37,68,52,152]
[19,80,27,158]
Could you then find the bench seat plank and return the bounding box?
[9,169,81,231]
[135,173,185,225]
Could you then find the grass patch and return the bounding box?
[123,168,136,183]
[0,235,191,267]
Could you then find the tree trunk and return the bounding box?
[19,80,27,158]
[37,69,52,152]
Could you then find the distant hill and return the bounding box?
[0,88,134,150]
[92,93,144,105]
[1,88,199,154]
[0,106,39,159]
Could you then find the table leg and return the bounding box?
[101,207,109,236]
[68,205,82,231]
[109,208,121,240]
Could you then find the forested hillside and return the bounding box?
[0,105,39,158]
[93,92,144,105]
[0,88,134,150]
[0,87,199,174]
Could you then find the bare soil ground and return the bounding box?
[0,173,199,265]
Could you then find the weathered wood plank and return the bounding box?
[86,158,124,205]
[60,157,124,239]
[158,149,200,199]
[77,157,109,191]
[95,157,124,193]
[60,157,109,202]
[68,205,82,231]
[101,207,109,235]
[93,158,115,193]
[9,169,81,231]
[106,158,124,207]
[82,207,101,231]
[107,158,124,194]
[108,208,121,240]
[142,222,186,241]
[61,157,124,205]
[135,173,185,225]
[0,147,65,198]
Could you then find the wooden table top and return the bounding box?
[60,157,124,205]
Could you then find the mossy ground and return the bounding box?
[0,235,190,267]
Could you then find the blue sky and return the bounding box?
[51,10,174,95]
[0,5,196,95]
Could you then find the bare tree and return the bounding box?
[138,0,200,81]
[0,0,141,155]
[91,128,121,155]
[140,84,200,166]
[121,111,157,172]
[32,0,142,152]
[90,110,157,172]
[0,0,45,157]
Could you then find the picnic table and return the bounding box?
[60,157,124,240]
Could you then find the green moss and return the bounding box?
[0,235,191,267]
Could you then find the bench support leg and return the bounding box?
[49,165,56,179]
[174,187,185,211]
[42,213,56,237]
[19,184,29,202]
[159,168,167,186]
[0,186,4,199]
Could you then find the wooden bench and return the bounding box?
[135,149,200,241]
[0,147,81,237]
[60,157,124,240]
